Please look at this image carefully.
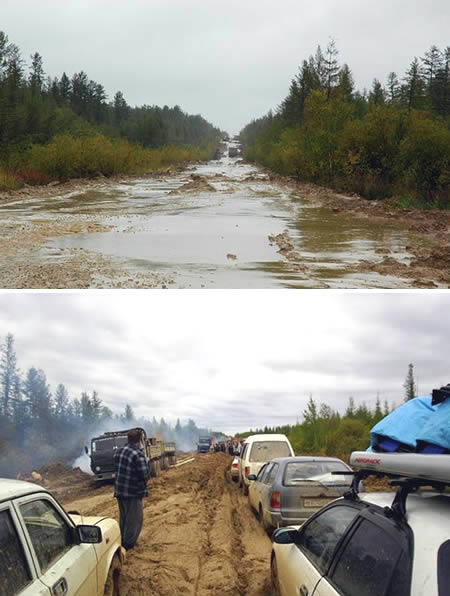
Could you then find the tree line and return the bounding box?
[237,364,419,460]
[0,31,222,186]
[240,41,450,206]
[0,333,204,477]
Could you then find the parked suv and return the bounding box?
[0,478,124,596]
[239,434,294,495]
[271,452,450,596]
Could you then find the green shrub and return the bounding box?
[0,168,23,191]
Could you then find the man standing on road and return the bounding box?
[114,428,150,551]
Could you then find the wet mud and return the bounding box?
[41,453,272,596]
[0,146,448,288]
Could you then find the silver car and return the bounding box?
[248,456,353,532]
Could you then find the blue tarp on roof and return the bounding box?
[369,396,442,452]
[417,399,450,452]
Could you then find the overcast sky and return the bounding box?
[2,0,449,133]
[0,291,448,434]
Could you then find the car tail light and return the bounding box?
[245,466,250,478]
[232,463,239,469]
[270,491,281,509]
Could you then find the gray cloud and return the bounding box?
[0,292,449,433]
[2,0,449,132]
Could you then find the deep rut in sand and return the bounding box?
[57,452,272,596]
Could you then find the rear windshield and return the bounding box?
[199,439,210,444]
[249,441,290,462]
[284,461,352,485]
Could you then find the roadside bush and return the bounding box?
[0,167,23,191]
[396,113,450,204]
[13,134,214,182]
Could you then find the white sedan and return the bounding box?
[230,456,240,482]
[0,478,124,596]
[271,490,450,596]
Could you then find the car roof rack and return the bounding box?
[333,451,450,522]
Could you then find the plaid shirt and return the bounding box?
[114,443,150,498]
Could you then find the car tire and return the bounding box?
[104,554,121,596]
[271,554,281,596]
[232,476,238,483]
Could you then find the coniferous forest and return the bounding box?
[0,333,206,477]
[240,41,450,207]
[0,31,221,189]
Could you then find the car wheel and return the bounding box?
[104,554,121,596]
[271,554,281,596]
[232,476,238,483]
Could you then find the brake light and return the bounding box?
[270,491,281,509]
[232,463,239,469]
[245,466,250,478]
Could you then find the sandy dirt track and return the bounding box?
[45,453,273,596]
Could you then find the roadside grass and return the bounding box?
[0,167,23,191]
[4,134,216,184]
[392,194,450,210]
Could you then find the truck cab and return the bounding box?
[197,436,211,453]
[87,429,146,482]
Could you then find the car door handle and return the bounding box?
[52,577,68,596]
[299,585,309,596]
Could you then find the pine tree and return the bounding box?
[324,39,340,100]
[337,64,354,102]
[29,52,45,94]
[403,363,417,401]
[369,79,386,105]
[386,72,400,103]
[54,383,69,420]
[0,333,18,417]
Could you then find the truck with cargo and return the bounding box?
[85,428,176,481]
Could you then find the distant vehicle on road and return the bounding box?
[197,436,213,453]
[230,456,240,482]
[248,456,353,532]
[239,434,294,495]
[228,147,239,158]
[86,428,176,481]
[0,478,124,596]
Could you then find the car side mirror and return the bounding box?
[248,474,257,481]
[77,525,102,544]
[272,528,300,545]
[84,446,89,455]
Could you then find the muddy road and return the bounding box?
[45,453,272,596]
[0,144,448,288]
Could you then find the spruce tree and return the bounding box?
[403,363,417,401]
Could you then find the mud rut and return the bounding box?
[58,453,272,596]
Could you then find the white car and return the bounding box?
[230,456,240,482]
[239,434,294,495]
[271,452,450,596]
[0,478,124,596]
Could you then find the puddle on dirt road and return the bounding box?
[1,144,421,288]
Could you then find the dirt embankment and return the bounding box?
[265,173,450,287]
[42,453,272,596]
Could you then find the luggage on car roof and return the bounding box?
[369,386,450,454]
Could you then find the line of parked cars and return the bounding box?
[231,434,450,596]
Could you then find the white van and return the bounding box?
[238,434,294,494]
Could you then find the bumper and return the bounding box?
[267,510,309,529]
[95,471,116,481]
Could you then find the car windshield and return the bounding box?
[92,436,127,451]
[199,439,210,444]
[284,461,352,485]
[249,441,290,462]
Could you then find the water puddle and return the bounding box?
[0,143,425,288]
